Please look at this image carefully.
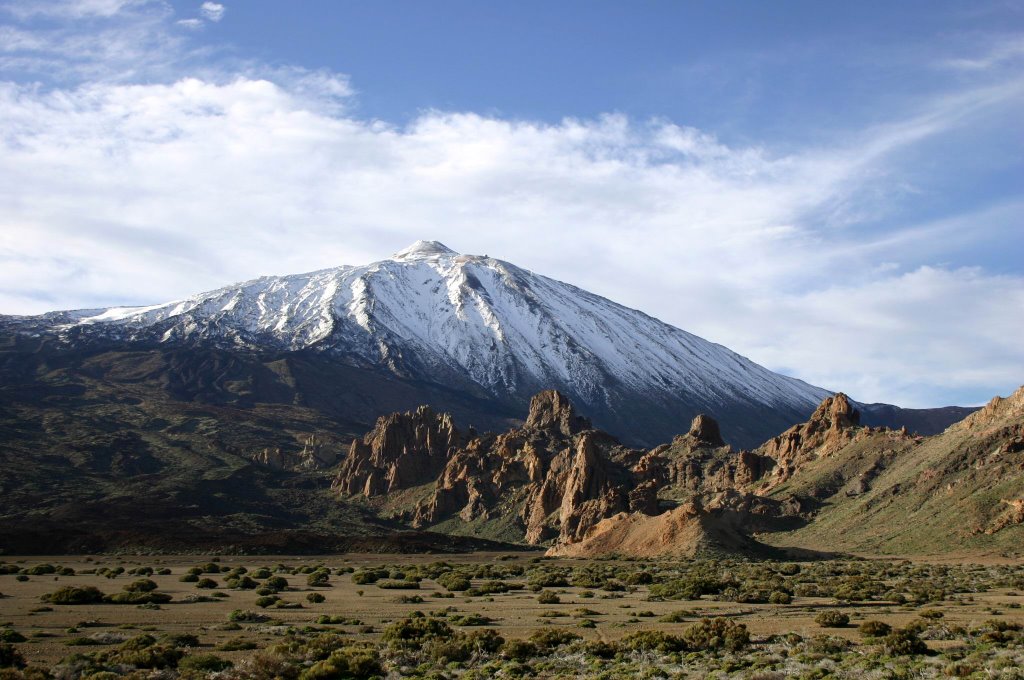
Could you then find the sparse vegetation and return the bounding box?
[3,555,1024,677]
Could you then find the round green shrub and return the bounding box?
[437,574,471,592]
[859,620,893,638]
[264,576,289,592]
[527,627,580,651]
[0,642,26,669]
[376,579,419,590]
[124,579,158,593]
[620,630,686,653]
[0,630,27,643]
[179,654,232,672]
[815,611,850,628]
[682,617,750,651]
[299,647,382,680]
[41,585,105,605]
[883,628,929,656]
[501,639,539,661]
[307,571,331,587]
[537,591,560,605]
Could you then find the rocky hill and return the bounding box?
[759,385,1024,555]
[330,387,1024,559]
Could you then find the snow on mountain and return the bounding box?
[8,240,834,446]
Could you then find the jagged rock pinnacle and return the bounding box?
[525,390,592,436]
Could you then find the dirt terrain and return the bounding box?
[2,552,1023,676]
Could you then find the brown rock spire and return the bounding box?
[524,390,591,436]
[688,414,725,447]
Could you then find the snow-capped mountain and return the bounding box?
[5,240,834,446]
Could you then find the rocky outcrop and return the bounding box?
[252,435,339,470]
[410,393,643,545]
[411,432,536,527]
[757,393,862,487]
[688,414,725,447]
[332,406,460,496]
[631,414,775,496]
[983,499,1024,535]
[331,387,1024,559]
[953,385,1024,433]
[524,390,591,436]
[405,403,784,549]
[553,432,631,542]
[322,390,649,547]
[546,486,812,558]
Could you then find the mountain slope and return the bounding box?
[0,340,524,554]
[2,240,839,448]
[759,385,1024,556]
[550,384,1023,559]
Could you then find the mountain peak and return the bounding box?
[391,240,458,260]
[6,241,838,448]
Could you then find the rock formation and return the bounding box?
[253,434,339,470]
[332,405,460,496]
[688,414,725,447]
[631,414,775,496]
[756,393,863,488]
[331,386,1024,558]
[524,389,592,436]
[332,392,816,554]
[334,390,651,546]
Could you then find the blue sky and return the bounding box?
[0,0,1022,408]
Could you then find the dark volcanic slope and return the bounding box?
[0,336,522,554]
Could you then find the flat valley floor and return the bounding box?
[2,552,1024,678]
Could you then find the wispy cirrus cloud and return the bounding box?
[941,34,1024,71]
[1,0,148,20]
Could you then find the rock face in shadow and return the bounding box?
[631,414,776,496]
[688,414,725,447]
[333,390,645,545]
[525,390,592,436]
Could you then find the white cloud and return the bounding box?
[0,73,1021,408]
[199,2,224,22]
[176,18,202,29]
[0,9,1020,409]
[699,266,1024,407]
